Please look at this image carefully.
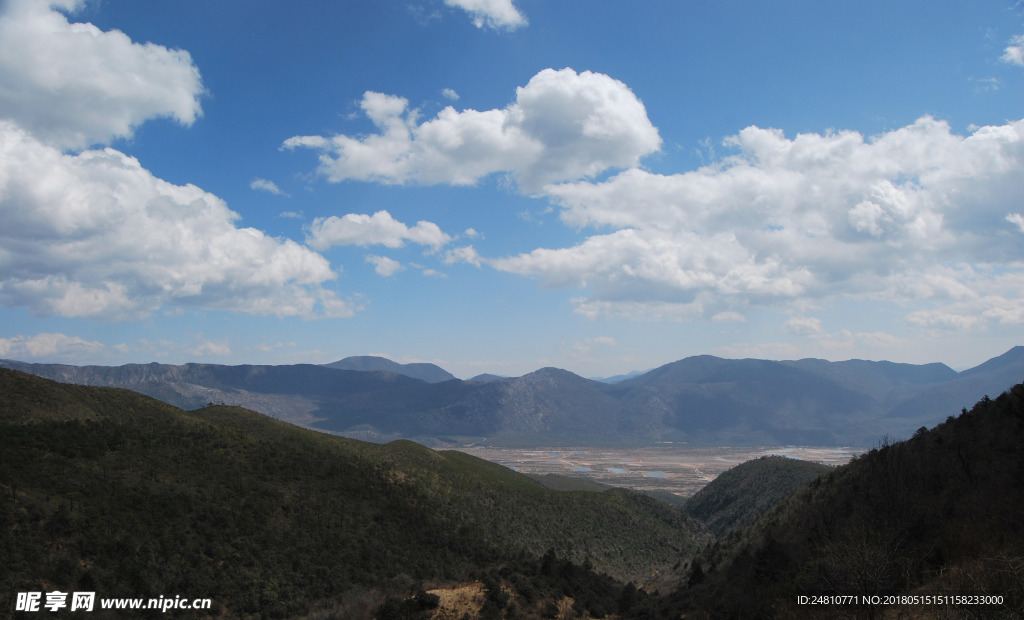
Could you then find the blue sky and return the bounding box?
[1,0,1023,378]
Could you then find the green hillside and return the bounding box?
[684,455,831,537]
[671,384,1024,618]
[0,369,709,618]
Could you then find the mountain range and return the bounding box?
[2,348,1022,446]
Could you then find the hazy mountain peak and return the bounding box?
[322,355,456,383]
[960,345,1024,376]
[467,373,510,383]
[517,366,595,385]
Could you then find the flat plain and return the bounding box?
[451,445,861,498]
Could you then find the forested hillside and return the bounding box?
[671,384,1024,618]
[684,455,831,537]
[0,369,709,618]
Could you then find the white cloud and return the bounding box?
[1007,212,1024,233]
[464,227,481,238]
[571,298,708,322]
[0,2,347,321]
[492,227,812,307]
[0,0,204,150]
[0,332,104,360]
[191,338,231,357]
[442,88,460,101]
[783,316,825,336]
[1002,34,1024,67]
[366,254,404,277]
[711,311,746,323]
[971,76,1001,93]
[906,310,983,330]
[283,68,661,193]
[251,178,288,196]
[491,116,1024,328]
[0,121,350,320]
[444,0,526,30]
[305,210,452,251]
[900,268,1024,329]
[779,316,908,355]
[444,245,483,267]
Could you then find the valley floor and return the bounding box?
[451,444,862,497]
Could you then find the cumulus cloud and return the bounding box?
[0,332,104,360]
[442,88,460,101]
[305,210,452,251]
[444,0,526,30]
[366,255,404,277]
[1002,34,1024,67]
[0,122,350,320]
[0,3,346,321]
[492,116,1024,328]
[0,0,204,149]
[444,245,483,267]
[283,68,661,192]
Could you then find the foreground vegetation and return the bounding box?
[683,455,832,538]
[0,369,707,618]
[4,366,1023,618]
[673,383,1024,618]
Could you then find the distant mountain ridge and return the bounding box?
[322,355,456,383]
[2,347,1022,447]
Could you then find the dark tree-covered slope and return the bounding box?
[670,383,1024,619]
[0,369,710,618]
[684,455,831,538]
